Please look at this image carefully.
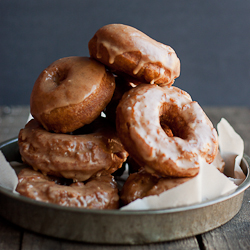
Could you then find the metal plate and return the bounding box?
[0,138,250,245]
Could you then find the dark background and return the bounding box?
[1,0,250,107]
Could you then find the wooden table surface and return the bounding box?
[0,106,250,250]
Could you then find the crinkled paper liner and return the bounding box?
[0,118,246,210]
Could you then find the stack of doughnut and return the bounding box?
[16,23,221,209]
[17,56,129,209]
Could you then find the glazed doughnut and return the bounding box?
[127,149,224,175]
[30,56,115,133]
[116,84,218,177]
[88,24,180,86]
[18,119,129,182]
[16,168,119,209]
[120,170,191,205]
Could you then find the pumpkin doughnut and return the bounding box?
[88,24,180,86]
[120,170,192,205]
[18,119,129,182]
[116,84,218,178]
[16,168,119,209]
[30,56,115,133]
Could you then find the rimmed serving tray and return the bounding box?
[0,137,250,245]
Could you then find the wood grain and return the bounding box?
[0,106,29,142]
[0,216,21,250]
[21,230,200,250]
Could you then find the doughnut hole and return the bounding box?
[52,67,69,85]
[41,65,70,93]
[159,104,189,140]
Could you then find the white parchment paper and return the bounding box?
[0,151,18,192]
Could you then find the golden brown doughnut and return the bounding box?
[120,170,191,205]
[18,119,129,182]
[30,56,115,133]
[88,24,180,86]
[16,168,119,209]
[116,84,218,178]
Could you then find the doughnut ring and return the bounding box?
[88,24,180,86]
[18,119,129,182]
[30,56,115,133]
[116,84,218,177]
[16,168,119,209]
